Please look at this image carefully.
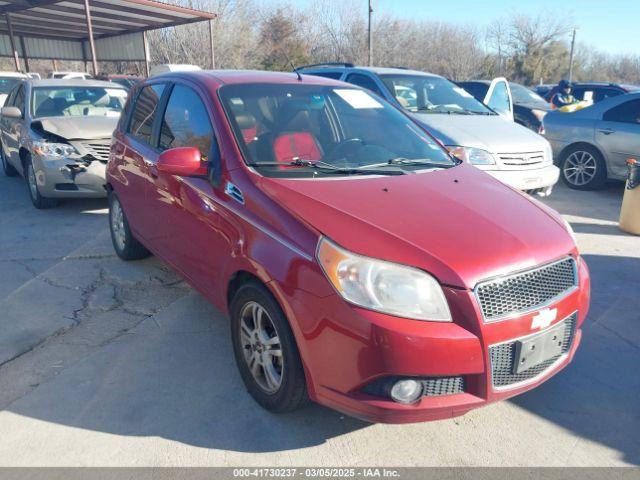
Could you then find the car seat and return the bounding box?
[272,104,322,167]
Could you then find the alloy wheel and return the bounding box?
[239,301,283,394]
[564,151,597,187]
[27,163,39,201]
[110,197,126,252]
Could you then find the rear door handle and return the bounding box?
[599,128,615,135]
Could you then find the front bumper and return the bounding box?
[32,155,107,198]
[485,164,560,192]
[275,256,590,424]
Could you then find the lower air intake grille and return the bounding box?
[362,376,465,398]
[489,313,576,388]
[421,376,465,396]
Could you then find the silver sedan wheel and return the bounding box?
[27,163,39,201]
[110,197,126,252]
[239,301,283,394]
[564,151,597,186]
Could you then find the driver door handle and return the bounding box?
[599,128,615,135]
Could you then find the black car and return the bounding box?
[543,82,640,104]
[457,80,550,132]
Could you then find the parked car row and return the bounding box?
[0,68,591,424]
[297,64,559,195]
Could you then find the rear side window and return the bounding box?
[603,99,640,124]
[129,84,165,145]
[158,84,213,158]
[345,73,384,97]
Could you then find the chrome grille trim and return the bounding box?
[78,139,111,163]
[489,312,577,390]
[498,151,545,166]
[474,257,578,322]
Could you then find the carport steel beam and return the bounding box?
[0,0,217,73]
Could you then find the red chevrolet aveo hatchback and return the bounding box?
[106,71,590,423]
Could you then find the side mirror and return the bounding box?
[1,106,22,118]
[157,147,207,177]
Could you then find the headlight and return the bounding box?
[316,237,452,322]
[33,140,78,158]
[446,146,495,165]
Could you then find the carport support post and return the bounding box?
[83,0,99,76]
[142,30,150,77]
[5,14,20,72]
[19,37,29,72]
[209,19,215,69]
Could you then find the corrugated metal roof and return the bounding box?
[0,0,215,62]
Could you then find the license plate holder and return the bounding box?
[513,322,565,374]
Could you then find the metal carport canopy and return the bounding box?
[0,0,217,75]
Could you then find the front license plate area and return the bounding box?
[513,323,565,374]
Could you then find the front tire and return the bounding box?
[108,192,150,260]
[560,145,607,190]
[25,158,57,209]
[230,281,309,413]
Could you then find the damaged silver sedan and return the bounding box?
[0,79,127,208]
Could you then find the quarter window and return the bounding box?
[158,84,213,158]
[129,84,165,145]
[487,82,511,116]
[345,73,384,97]
[603,99,640,124]
[13,85,25,113]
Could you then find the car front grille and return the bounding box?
[475,257,577,322]
[78,139,111,163]
[498,151,545,167]
[489,313,576,388]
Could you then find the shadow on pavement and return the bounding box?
[7,292,368,452]
[510,253,640,466]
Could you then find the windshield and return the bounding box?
[510,83,548,107]
[379,74,494,115]
[31,86,127,118]
[0,77,22,95]
[219,83,456,178]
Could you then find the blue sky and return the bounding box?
[372,0,638,55]
[270,0,639,55]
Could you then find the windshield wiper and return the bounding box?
[358,157,450,169]
[247,159,406,175]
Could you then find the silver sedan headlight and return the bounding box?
[33,140,78,158]
[317,237,452,322]
[446,146,496,165]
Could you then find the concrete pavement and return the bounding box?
[0,171,638,466]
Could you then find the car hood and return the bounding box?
[411,112,547,153]
[258,164,575,289]
[33,116,119,140]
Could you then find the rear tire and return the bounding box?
[108,192,150,260]
[230,280,309,413]
[25,158,58,209]
[1,144,18,177]
[560,144,607,190]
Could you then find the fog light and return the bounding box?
[390,379,423,404]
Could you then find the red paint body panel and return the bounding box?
[107,71,590,423]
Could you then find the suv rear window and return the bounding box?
[129,84,165,145]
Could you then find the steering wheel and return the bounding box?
[328,138,365,162]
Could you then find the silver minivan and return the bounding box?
[298,65,559,195]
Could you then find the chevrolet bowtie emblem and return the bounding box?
[531,308,557,330]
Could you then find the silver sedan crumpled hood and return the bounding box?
[34,116,119,141]
[412,112,547,153]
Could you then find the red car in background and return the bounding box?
[106,70,590,423]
